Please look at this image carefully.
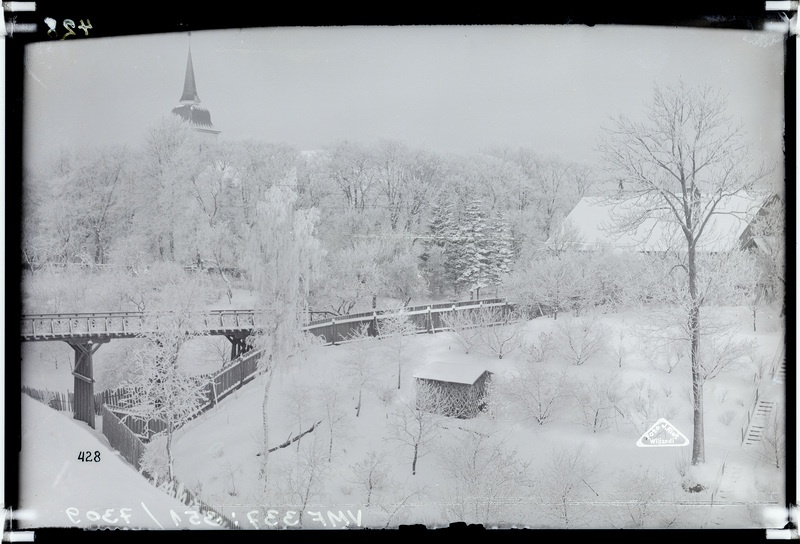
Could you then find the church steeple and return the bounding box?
[171,38,220,136]
[179,47,201,105]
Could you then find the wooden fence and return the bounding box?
[21,386,74,412]
[303,298,527,345]
[101,404,147,474]
[99,405,236,529]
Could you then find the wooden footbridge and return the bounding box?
[20,299,520,429]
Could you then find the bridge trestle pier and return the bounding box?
[67,338,109,429]
[225,332,252,361]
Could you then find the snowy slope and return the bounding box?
[16,396,224,530]
[17,303,788,530]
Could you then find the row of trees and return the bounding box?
[24,114,595,309]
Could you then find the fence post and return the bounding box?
[427,306,433,334]
[331,318,337,346]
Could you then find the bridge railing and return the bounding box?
[20,309,259,340]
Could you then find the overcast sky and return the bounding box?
[23,25,785,171]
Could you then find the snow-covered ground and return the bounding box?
[18,302,788,530]
[16,396,224,530]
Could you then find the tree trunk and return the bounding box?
[166,424,174,481]
[260,370,275,483]
[688,244,705,466]
[412,443,418,475]
[356,388,362,418]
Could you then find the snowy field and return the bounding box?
[18,300,787,530]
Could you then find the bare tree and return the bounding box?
[502,365,567,426]
[387,388,444,476]
[598,81,772,466]
[537,443,600,527]
[283,373,313,452]
[378,306,418,390]
[441,308,482,354]
[437,426,533,525]
[606,465,691,528]
[313,372,350,462]
[276,435,330,526]
[572,372,624,433]
[347,449,391,506]
[473,307,525,360]
[344,323,376,418]
[756,406,786,470]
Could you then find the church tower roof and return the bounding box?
[171,44,220,136]
[179,48,201,104]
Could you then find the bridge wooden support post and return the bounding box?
[67,338,109,429]
[225,333,251,361]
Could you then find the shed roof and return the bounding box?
[551,192,768,253]
[413,361,490,385]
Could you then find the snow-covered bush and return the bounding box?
[717,410,736,426]
[140,435,169,485]
[620,379,662,435]
[521,332,555,364]
[554,315,609,366]
[605,465,691,528]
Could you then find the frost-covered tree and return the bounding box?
[598,81,772,467]
[748,193,786,314]
[313,241,383,316]
[419,198,457,296]
[453,199,492,299]
[241,175,323,484]
[124,320,211,482]
[486,211,514,290]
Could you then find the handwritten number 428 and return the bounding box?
[46,18,92,39]
[78,451,101,462]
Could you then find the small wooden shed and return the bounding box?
[413,362,492,419]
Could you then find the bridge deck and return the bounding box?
[20,310,258,342]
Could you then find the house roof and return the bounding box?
[413,361,490,385]
[551,192,769,253]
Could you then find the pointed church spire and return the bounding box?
[171,34,220,136]
[179,47,201,104]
